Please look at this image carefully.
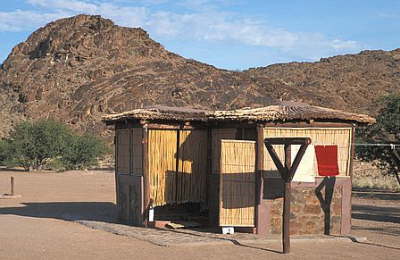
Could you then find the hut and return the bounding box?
[102,102,375,235]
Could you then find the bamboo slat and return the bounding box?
[263,128,352,177]
[219,140,256,227]
[148,130,178,206]
[211,128,237,175]
[177,129,208,203]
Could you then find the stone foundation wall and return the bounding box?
[263,177,349,235]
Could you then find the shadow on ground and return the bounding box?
[352,204,400,224]
[0,202,117,223]
[352,190,400,251]
[353,190,400,201]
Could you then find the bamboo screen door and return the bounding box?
[219,140,256,227]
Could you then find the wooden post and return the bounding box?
[255,124,267,234]
[142,125,150,227]
[264,137,311,254]
[283,182,291,253]
[175,128,181,203]
[283,144,291,253]
[206,127,212,210]
[284,144,291,174]
[348,127,356,178]
[11,176,14,196]
[114,128,121,220]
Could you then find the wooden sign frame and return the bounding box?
[264,137,311,254]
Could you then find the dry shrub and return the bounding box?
[352,161,400,192]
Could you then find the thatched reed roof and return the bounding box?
[102,103,375,125]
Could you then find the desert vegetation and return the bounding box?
[0,119,109,171]
[356,94,400,189]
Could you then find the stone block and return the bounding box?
[332,201,342,215]
[304,204,322,215]
[289,222,302,235]
[305,220,317,231]
[271,205,282,216]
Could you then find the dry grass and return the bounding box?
[352,161,400,192]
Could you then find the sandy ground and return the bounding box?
[0,170,399,260]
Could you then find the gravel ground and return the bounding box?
[0,170,399,260]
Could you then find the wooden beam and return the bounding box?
[282,143,291,253]
[264,144,286,175]
[265,137,312,145]
[348,127,356,178]
[255,124,268,234]
[282,182,291,253]
[263,122,354,128]
[114,127,120,220]
[284,144,291,180]
[129,128,133,175]
[10,176,14,196]
[206,127,212,212]
[142,125,150,227]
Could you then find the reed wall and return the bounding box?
[211,128,237,175]
[177,129,208,203]
[263,127,352,177]
[219,140,256,227]
[148,129,177,206]
[148,129,208,206]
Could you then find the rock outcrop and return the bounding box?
[1,14,399,137]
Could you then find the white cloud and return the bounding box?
[0,9,68,31]
[330,39,359,50]
[27,0,98,12]
[145,11,361,53]
[26,0,148,27]
[377,12,400,19]
[0,0,362,62]
[177,0,237,10]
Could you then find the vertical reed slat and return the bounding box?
[219,140,256,227]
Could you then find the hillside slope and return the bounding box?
[1,14,399,137]
[245,49,400,113]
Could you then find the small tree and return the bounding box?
[0,139,9,165]
[60,134,109,170]
[357,94,400,186]
[2,120,72,170]
[1,119,109,171]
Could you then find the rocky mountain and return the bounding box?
[1,14,399,138]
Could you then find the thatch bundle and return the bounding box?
[102,102,375,124]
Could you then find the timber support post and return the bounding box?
[264,137,311,254]
[142,124,150,227]
[255,124,267,234]
[11,176,14,196]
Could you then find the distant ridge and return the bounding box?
[1,14,399,137]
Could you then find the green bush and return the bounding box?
[0,139,9,165]
[356,94,400,186]
[0,119,109,171]
[60,134,109,170]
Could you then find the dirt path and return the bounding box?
[0,170,399,260]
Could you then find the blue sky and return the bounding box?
[0,0,399,70]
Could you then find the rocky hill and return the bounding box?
[1,14,399,137]
[245,49,400,113]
